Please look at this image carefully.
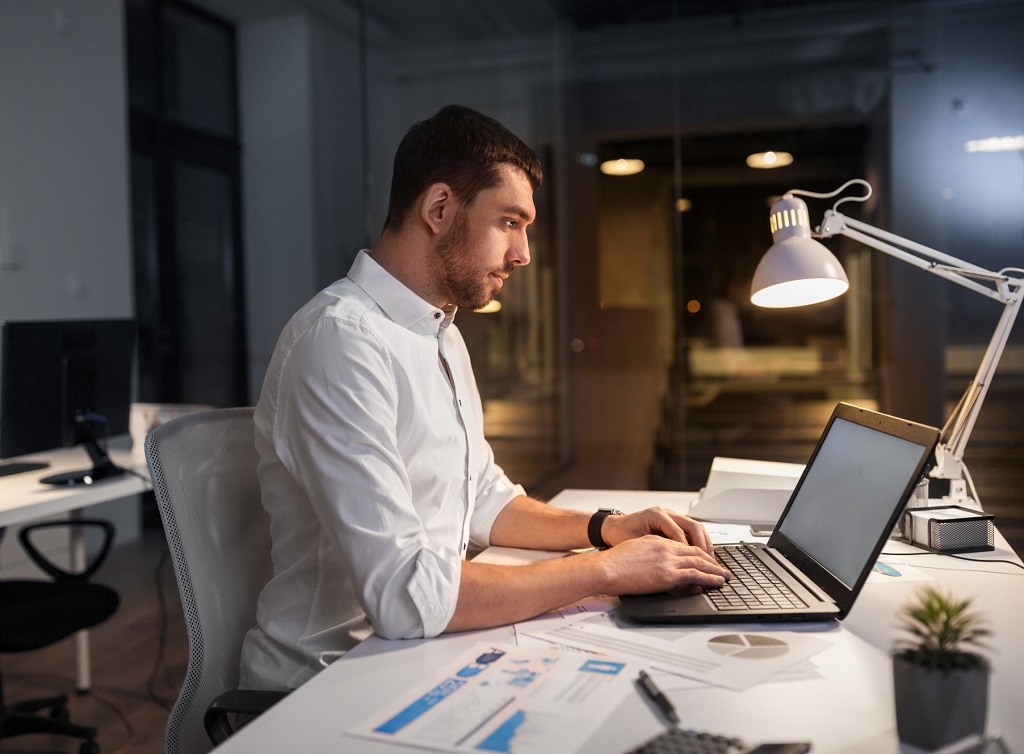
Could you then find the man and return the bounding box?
[239,105,728,691]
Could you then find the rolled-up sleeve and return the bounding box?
[468,448,524,547]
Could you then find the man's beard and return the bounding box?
[434,211,513,310]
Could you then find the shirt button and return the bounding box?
[433,312,441,319]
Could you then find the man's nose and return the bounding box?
[509,234,531,267]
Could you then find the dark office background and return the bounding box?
[1,0,1022,540]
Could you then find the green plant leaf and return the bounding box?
[893,585,990,671]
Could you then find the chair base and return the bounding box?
[0,693,100,754]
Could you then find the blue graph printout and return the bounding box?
[350,642,636,754]
[374,648,506,735]
[476,710,527,752]
[374,677,468,735]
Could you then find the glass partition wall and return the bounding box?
[321,1,1023,546]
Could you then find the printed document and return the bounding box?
[347,642,636,754]
[523,614,832,692]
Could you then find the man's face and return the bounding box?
[431,164,535,310]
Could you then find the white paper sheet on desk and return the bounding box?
[524,616,832,692]
[347,642,637,754]
[513,596,617,650]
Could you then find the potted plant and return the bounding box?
[892,585,991,750]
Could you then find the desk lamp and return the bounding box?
[752,179,1024,508]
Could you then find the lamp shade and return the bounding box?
[751,195,849,308]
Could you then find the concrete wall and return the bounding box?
[0,0,133,320]
[238,12,365,400]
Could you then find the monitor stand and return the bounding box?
[40,421,124,487]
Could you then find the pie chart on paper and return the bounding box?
[707,633,789,659]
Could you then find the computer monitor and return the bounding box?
[0,318,136,485]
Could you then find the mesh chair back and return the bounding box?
[145,408,271,754]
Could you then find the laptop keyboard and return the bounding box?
[704,544,807,611]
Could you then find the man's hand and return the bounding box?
[601,507,715,555]
[595,534,728,595]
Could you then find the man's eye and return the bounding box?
[505,219,518,229]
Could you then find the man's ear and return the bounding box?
[420,183,455,236]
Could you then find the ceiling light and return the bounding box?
[746,151,794,169]
[600,158,645,176]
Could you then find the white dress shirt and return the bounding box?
[238,250,524,691]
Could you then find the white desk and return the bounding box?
[0,441,150,527]
[214,489,1024,754]
[0,440,152,689]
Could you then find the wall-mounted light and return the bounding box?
[675,198,693,213]
[964,135,1024,153]
[600,158,645,176]
[746,151,793,169]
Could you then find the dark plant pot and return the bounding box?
[893,655,989,751]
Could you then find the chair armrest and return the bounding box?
[204,689,290,744]
[18,519,115,582]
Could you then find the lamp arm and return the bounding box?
[935,290,1022,479]
[820,210,1024,489]
[823,212,1010,304]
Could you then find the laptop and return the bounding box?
[620,402,939,624]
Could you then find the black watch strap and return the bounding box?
[587,508,622,549]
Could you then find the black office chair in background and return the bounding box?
[0,519,119,754]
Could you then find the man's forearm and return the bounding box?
[445,553,608,633]
[488,495,593,551]
[444,498,728,635]
[445,531,729,634]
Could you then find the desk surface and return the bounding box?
[214,489,1024,754]
[0,440,151,527]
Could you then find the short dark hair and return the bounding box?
[382,104,543,232]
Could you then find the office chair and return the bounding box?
[144,407,286,754]
[0,519,119,754]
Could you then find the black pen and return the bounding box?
[637,670,680,726]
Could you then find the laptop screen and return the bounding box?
[769,403,938,615]
[776,416,931,588]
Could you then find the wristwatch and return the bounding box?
[587,508,622,549]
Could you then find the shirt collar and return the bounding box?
[347,249,454,332]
